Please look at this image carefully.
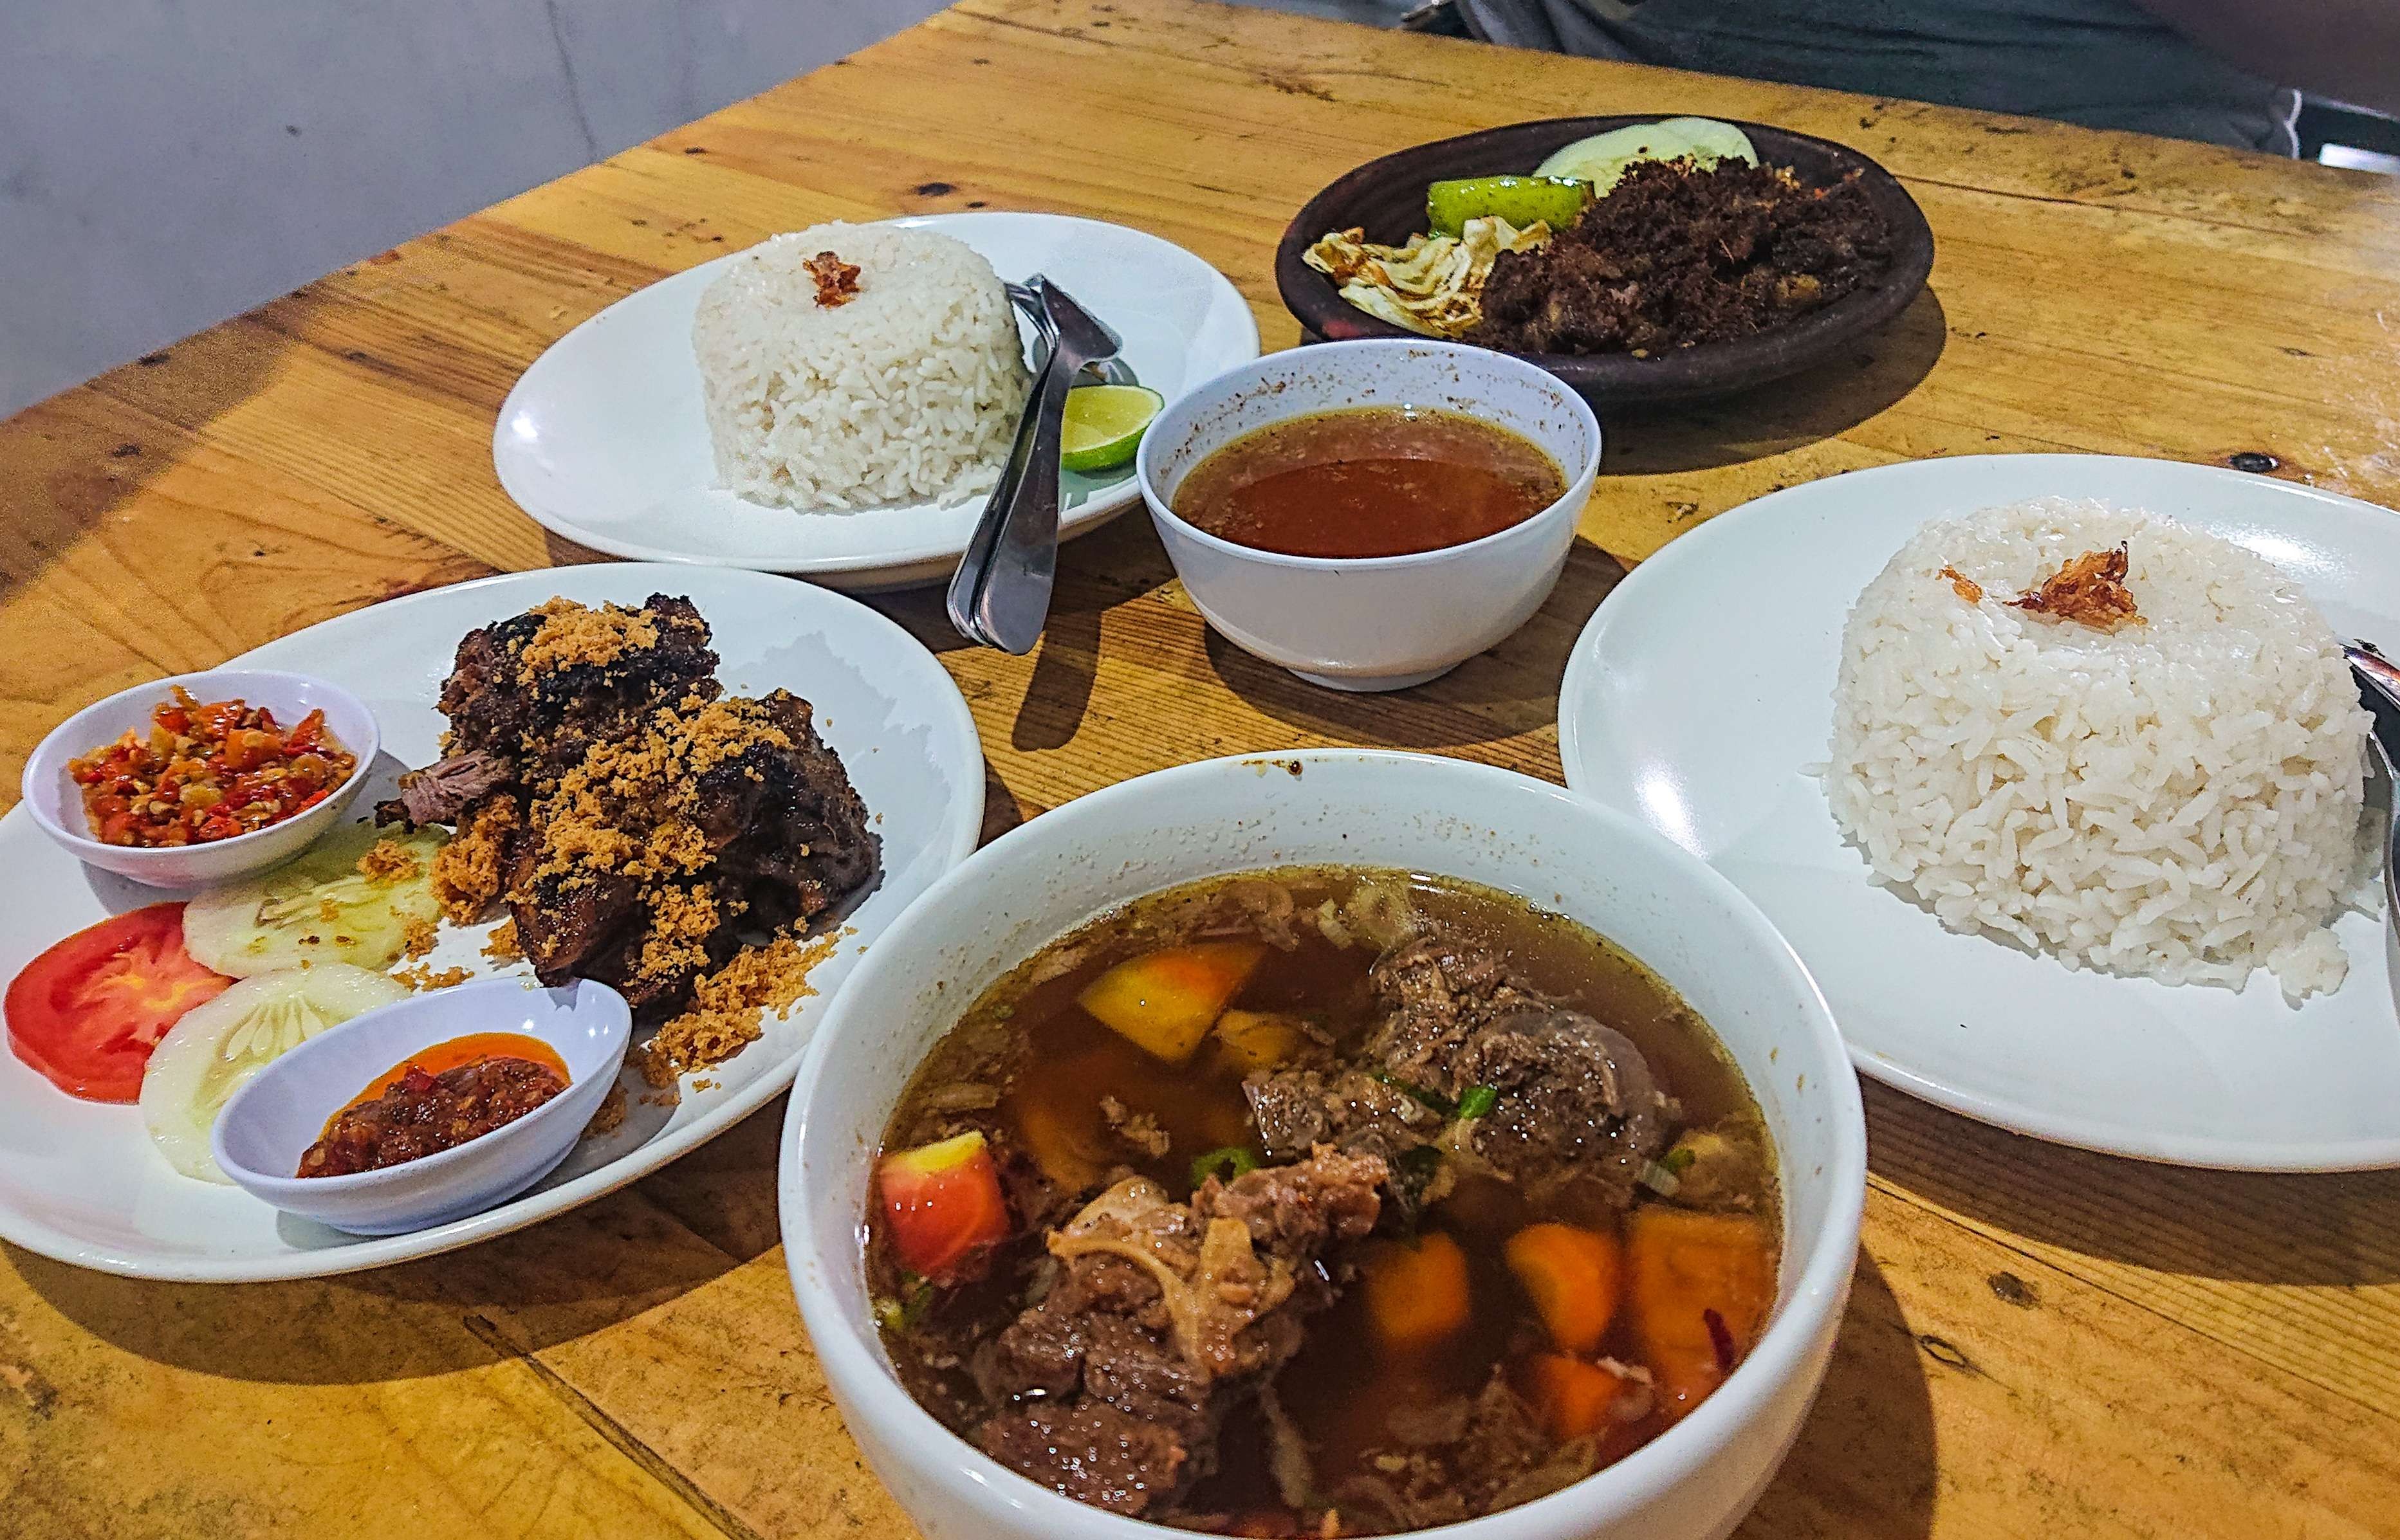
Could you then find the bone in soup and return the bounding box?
[866,866,1780,1534]
[1171,407,1565,558]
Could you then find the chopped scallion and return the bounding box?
[1454,1085,1497,1120]
[1371,1070,1455,1117]
[1191,1146,1261,1187]
[1638,1160,1682,1196]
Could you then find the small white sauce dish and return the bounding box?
[784,749,1866,1540]
[21,668,382,889]
[212,978,632,1236]
[1136,339,1602,692]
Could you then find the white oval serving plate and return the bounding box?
[1559,453,2400,1171]
[0,563,983,1279]
[493,211,1262,592]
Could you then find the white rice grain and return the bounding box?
[1825,499,2370,1001]
[693,224,1029,511]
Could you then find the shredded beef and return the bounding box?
[1469,158,1892,357]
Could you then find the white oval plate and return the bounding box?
[0,564,984,1278]
[494,212,1262,592]
[1560,454,2400,1171]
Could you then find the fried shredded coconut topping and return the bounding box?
[517,598,663,681]
[2010,544,2144,631]
[432,796,518,924]
[806,250,862,307]
[358,839,424,884]
[400,915,438,960]
[635,930,838,1086]
[481,917,522,962]
[584,1082,629,1137]
[1938,565,1984,603]
[392,962,472,993]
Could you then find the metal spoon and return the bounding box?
[2342,639,2400,946]
[947,278,1124,652]
[1005,281,1137,389]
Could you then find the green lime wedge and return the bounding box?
[1060,384,1163,474]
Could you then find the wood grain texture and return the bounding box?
[5,2,2400,1536]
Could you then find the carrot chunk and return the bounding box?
[1627,1207,1774,1420]
[1518,1352,1632,1440]
[1362,1230,1470,1350]
[1011,1091,1109,1191]
[1077,942,1266,1063]
[1504,1221,1623,1354]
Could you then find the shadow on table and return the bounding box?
[0,331,288,607]
[1602,288,1948,477]
[1740,1248,1939,1539]
[10,1099,789,1386]
[1203,538,1627,755]
[1862,1081,2400,1289]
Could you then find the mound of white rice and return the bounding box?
[1826,498,2371,1000]
[693,223,1030,511]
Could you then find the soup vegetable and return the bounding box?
[867,868,1778,1534]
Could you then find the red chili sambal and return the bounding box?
[69,686,356,848]
[297,1032,570,1178]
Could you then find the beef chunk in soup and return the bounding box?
[1251,924,1670,1213]
[974,1148,1387,1515]
[1453,1007,1668,1209]
[1245,1067,1445,1165]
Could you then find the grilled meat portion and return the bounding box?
[388,595,878,1018]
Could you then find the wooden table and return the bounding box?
[6,2,2400,1534]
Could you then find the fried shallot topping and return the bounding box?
[1938,565,1984,603]
[2009,544,2144,631]
[805,250,862,307]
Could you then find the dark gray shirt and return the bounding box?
[1454,0,2299,152]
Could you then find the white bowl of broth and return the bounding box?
[782,749,1865,1540]
[1137,340,1600,692]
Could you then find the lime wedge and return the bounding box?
[1060,384,1163,474]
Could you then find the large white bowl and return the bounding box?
[213,978,632,1235]
[1136,340,1602,692]
[21,668,380,888]
[782,749,1865,1540]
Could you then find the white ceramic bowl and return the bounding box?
[212,979,632,1235]
[21,669,381,888]
[1136,340,1602,692]
[782,749,1866,1540]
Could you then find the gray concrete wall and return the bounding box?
[0,0,1410,421]
[0,0,948,417]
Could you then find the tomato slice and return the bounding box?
[5,904,233,1102]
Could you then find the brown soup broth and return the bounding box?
[1172,407,1566,558]
[870,867,1778,1532]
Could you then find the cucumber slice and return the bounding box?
[1534,117,1760,194]
[183,823,445,978]
[139,963,407,1181]
[1426,176,1592,239]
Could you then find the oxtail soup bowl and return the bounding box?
[782,748,1867,1540]
[1136,340,1602,693]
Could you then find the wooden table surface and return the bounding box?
[6,2,2400,1535]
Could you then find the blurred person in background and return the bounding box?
[1443,0,2400,153]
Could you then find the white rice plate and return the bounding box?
[1826,498,2372,1001]
[692,223,1031,511]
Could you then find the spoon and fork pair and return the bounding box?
[945,277,1129,653]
